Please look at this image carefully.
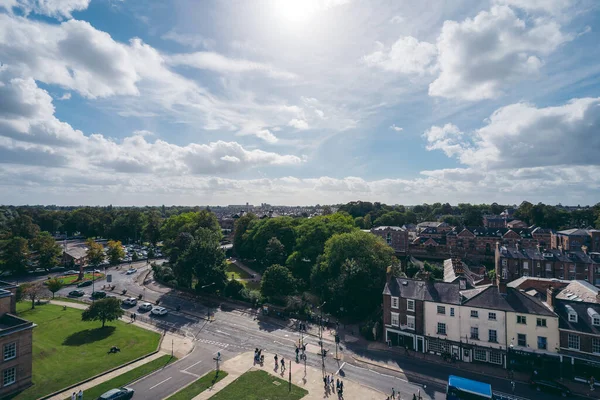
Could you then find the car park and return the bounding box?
[126,268,137,275]
[98,387,135,400]
[122,297,137,306]
[68,290,85,297]
[530,379,571,397]
[77,280,93,288]
[151,306,168,316]
[91,291,106,299]
[138,302,153,312]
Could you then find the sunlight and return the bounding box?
[272,0,322,23]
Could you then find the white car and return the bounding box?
[151,307,168,316]
[126,268,137,275]
[138,302,153,312]
[122,297,137,306]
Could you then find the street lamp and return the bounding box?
[201,282,216,320]
[317,301,326,374]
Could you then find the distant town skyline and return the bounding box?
[1,0,599,206]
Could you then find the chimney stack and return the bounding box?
[547,286,557,310]
[498,280,507,294]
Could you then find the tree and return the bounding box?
[224,278,244,299]
[82,298,124,328]
[85,238,105,279]
[1,237,30,275]
[46,278,63,298]
[261,264,296,299]
[33,231,63,271]
[22,282,49,309]
[10,214,40,239]
[176,228,227,291]
[142,211,162,246]
[265,237,287,267]
[106,240,125,266]
[322,206,333,215]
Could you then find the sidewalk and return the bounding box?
[189,351,387,400]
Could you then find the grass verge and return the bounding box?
[209,370,307,400]
[54,272,105,285]
[166,370,228,400]
[225,262,251,280]
[65,354,176,400]
[11,302,160,400]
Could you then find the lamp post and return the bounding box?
[201,282,216,321]
[317,301,326,375]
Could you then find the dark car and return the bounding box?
[97,387,134,400]
[68,290,85,297]
[530,379,571,397]
[91,291,107,299]
[77,280,93,288]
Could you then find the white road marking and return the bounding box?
[183,360,202,371]
[335,362,346,375]
[149,377,172,390]
[216,330,231,336]
[180,370,200,378]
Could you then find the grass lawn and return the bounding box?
[65,354,176,400]
[209,370,307,400]
[54,272,105,285]
[11,302,160,400]
[53,296,88,305]
[166,370,227,400]
[224,262,251,280]
[241,280,261,291]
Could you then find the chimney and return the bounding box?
[558,245,563,255]
[547,286,557,310]
[498,280,507,294]
[386,265,393,284]
[516,242,520,252]
[536,244,541,253]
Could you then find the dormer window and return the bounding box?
[568,312,578,323]
[593,316,600,327]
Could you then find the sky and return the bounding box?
[0,0,599,206]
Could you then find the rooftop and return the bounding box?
[383,277,461,304]
[461,286,555,316]
[372,226,405,231]
[556,228,592,236]
[0,314,35,336]
[555,280,599,303]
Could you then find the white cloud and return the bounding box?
[493,0,574,15]
[288,118,309,130]
[390,124,403,132]
[166,52,297,79]
[390,15,404,24]
[161,30,215,49]
[1,0,90,19]
[57,92,71,100]
[424,97,600,169]
[255,129,278,143]
[429,5,571,100]
[363,36,437,75]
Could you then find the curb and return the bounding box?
[350,355,445,388]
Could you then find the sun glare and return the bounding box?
[272,0,321,23]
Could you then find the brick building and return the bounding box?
[370,226,409,254]
[0,282,34,397]
[551,229,600,253]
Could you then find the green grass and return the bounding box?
[240,280,261,291]
[11,302,160,400]
[53,297,88,305]
[225,262,251,280]
[209,370,307,400]
[54,272,105,285]
[65,355,176,400]
[166,370,228,400]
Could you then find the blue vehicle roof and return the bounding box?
[448,375,493,397]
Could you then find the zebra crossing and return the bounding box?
[195,337,253,351]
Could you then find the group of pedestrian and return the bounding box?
[298,322,307,331]
[71,390,83,399]
[254,348,264,365]
[130,312,137,322]
[323,374,343,396]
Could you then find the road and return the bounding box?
[53,263,549,400]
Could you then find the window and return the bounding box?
[3,367,16,386]
[592,338,600,354]
[471,310,479,318]
[517,315,527,325]
[3,343,16,361]
[502,259,507,267]
[546,263,552,271]
[517,334,527,347]
[437,322,446,335]
[488,312,496,321]
[502,268,508,279]
[437,305,446,315]
[470,327,479,340]
[428,338,450,354]
[391,312,399,327]
[407,299,415,312]
[489,329,497,343]
[536,318,547,327]
[391,297,399,309]
[593,316,600,327]
[538,336,547,350]
[568,312,578,323]
[474,349,487,362]
[450,307,455,317]
[568,334,580,350]
[489,351,502,365]
[523,261,529,270]
[407,315,415,330]
[386,232,392,245]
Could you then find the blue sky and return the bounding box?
[1,0,599,206]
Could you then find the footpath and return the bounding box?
[46,300,194,400]
[187,351,385,400]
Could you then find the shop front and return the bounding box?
[507,348,560,377]
[385,328,415,350]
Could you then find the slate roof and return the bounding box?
[461,286,555,316]
[64,246,88,260]
[555,281,599,303]
[557,228,591,236]
[383,277,461,304]
[452,226,537,239]
[556,301,600,334]
[443,258,483,287]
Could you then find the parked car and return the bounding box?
[530,379,571,397]
[122,297,137,306]
[65,270,79,275]
[68,290,85,297]
[91,291,106,299]
[138,302,153,312]
[98,387,135,400]
[77,280,93,288]
[50,266,65,272]
[151,307,168,316]
[126,268,137,275]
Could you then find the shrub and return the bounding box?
[224,279,244,299]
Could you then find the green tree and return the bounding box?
[265,237,287,267]
[46,278,63,298]
[32,231,63,271]
[106,240,125,266]
[261,264,296,299]
[243,217,297,266]
[85,238,105,279]
[10,214,40,239]
[161,211,221,261]
[224,277,244,299]
[176,228,227,291]
[1,237,30,275]
[233,213,258,258]
[22,282,49,309]
[373,211,406,227]
[82,298,124,328]
[142,211,162,245]
[311,230,394,319]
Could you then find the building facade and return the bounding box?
[371,226,409,254]
[551,229,600,253]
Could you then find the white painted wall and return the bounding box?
[459,306,507,350]
[507,312,560,354]
[424,301,460,341]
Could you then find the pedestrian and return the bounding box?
[391,387,396,399]
[412,394,417,400]
[331,375,335,391]
[336,379,340,390]
[511,381,515,394]
[133,313,136,321]
[323,375,327,388]
[340,380,343,391]
[71,392,76,400]
[281,358,285,371]
[591,375,596,391]
[274,354,278,368]
[77,389,83,399]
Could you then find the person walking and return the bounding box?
[77,389,83,399]
[281,358,285,371]
[511,381,515,394]
[391,387,396,399]
[71,392,76,400]
[274,354,278,369]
